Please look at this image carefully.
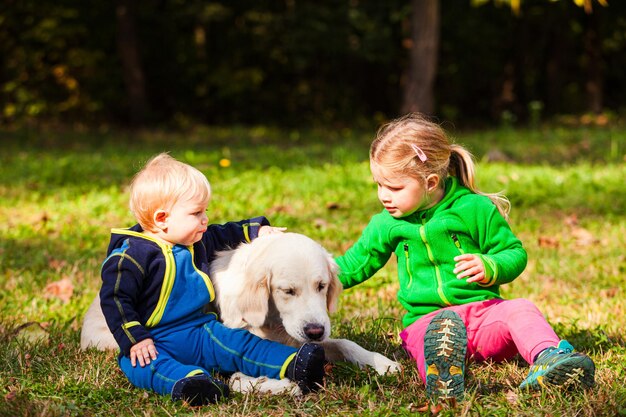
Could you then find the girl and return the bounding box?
[336,113,595,402]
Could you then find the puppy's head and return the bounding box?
[218,233,343,343]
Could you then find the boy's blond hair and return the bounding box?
[129,153,211,231]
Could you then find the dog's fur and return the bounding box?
[81,232,400,394]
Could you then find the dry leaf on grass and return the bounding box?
[538,236,560,248]
[563,214,579,227]
[505,389,519,405]
[44,277,74,303]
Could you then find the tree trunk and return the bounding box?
[545,5,566,114]
[583,9,603,114]
[116,0,148,126]
[401,0,440,116]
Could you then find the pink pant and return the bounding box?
[400,298,559,383]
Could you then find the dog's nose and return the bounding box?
[303,323,325,341]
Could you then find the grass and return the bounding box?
[1,123,625,416]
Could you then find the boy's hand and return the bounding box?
[259,226,287,236]
[130,338,158,367]
[453,254,487,284]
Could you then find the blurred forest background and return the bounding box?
[1,0,624,130]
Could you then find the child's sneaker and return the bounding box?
[520,340,595,390]
[423,310,467,402]
[286,343,326,394]
[171,374,229,406]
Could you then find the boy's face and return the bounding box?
[160,195,208,246]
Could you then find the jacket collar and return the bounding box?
[415,176,469,222]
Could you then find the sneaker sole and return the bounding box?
[424,310,467,401]
[540,354,595,389]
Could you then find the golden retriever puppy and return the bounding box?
[209,233,401,393]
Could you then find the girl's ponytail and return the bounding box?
[449,145,511,220]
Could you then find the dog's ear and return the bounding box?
[236,265,270,328]
[326,254,342,313]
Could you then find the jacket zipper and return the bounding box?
[189,245,216,302]
[420,227,451,306]
[403,243,414,288]
[451,233,465,254]
[146,244,176,327]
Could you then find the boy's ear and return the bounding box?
[153,209,168,230]
[426,174,440,192]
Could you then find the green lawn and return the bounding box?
[1,124,625,416]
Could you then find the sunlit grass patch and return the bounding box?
[1,124,625,416]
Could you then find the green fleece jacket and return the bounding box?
[336,177,527,328]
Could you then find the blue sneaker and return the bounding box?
[520,340,595,390]
[423,310,467,401]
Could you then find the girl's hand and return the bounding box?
[453,254,487,284]
[259,226,287,236]
[130,338,158,367]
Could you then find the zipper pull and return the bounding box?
[451,233,462,250]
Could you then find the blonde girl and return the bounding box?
[336,113,595,401]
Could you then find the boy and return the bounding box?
[99,153,325,406]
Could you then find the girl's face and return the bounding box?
[159,195,209,246]
[371,163,433,218]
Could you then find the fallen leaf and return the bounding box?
[600,287,620,298]
[430,402,445,415]
[505,389,519,405]
[411,403,430,413]
[538,236,559,248]
[326,202,341,210]
[564,214,579,227]
[44,277,74,303]
[47,258,67,271]
[324,362,335,375]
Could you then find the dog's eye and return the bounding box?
[283,288,296,296]
[317,282,326,292]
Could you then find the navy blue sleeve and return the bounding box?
[100,247,153,356]
[201,216,270,257]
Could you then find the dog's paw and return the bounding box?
[372,353,402,375]
[228,372,302,396]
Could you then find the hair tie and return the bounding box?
[410,144,428,162]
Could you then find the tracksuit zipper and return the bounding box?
[146,244,176,327]
[189,245,216,301]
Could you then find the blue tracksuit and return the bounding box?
[99,218,297,396]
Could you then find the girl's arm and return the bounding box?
[335,213,394,289]
[472,204,528,287]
